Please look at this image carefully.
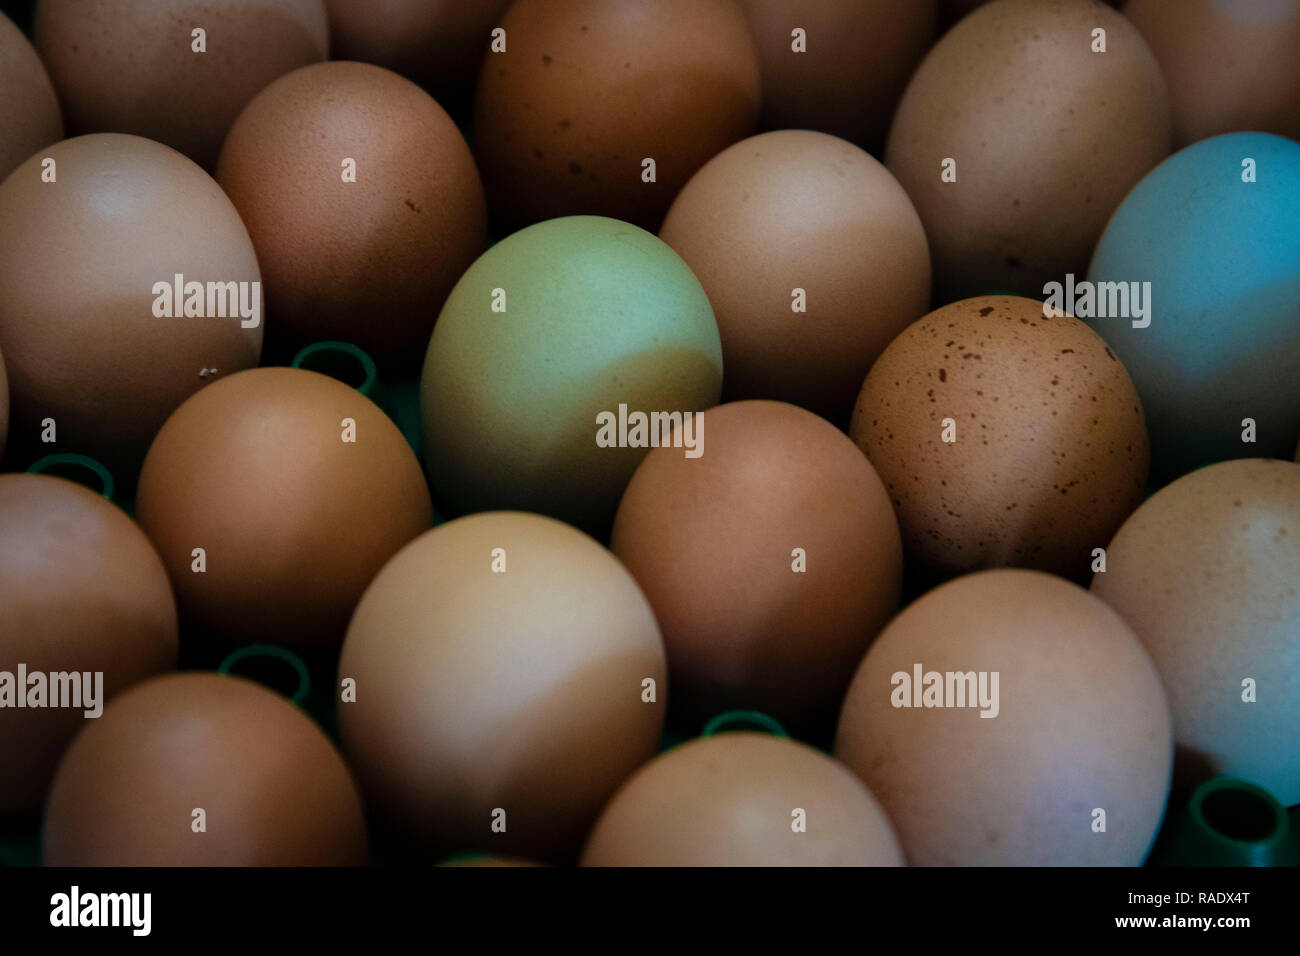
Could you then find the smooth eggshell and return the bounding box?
[337,511,667,861]
[473,0,761,232]
[0,11,62,181]
[135,367,431,648]
[43,672,368,865]
[0,475,177,812]
[0,134,263,474]
[660,130,930,421]
[217,61,486,369]
[886,0,1171,300]
[612,401,902,730]
[836,569,1173,865]
[581,733,904,866]
[850,295,1149,580]
[1091,459,1300,805]
[34,0,328,169]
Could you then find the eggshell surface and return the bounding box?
[0,11,62,181]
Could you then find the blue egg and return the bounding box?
[1085,132,1300,482]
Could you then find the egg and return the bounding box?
[337,511,667,861]
[0,475,177,812]
[135,367,432,649]
[472,0,761,232]
[33,0,328,170]
[422,215,722,537]
[581,732,904,866]
[0,11,62,181]
[1124,0,1300,146]
[886,0,1171,301]
[1091,459,1300,805]
[739,0,937,151]
[216,61,487,370]
[612,401,902,730]
[850,296,1148,580]
[1085,132,1300,482]
[836,569,1173,865]
[0,134,263,475]
[43,672,368,865]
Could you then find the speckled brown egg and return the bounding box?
[43,672,368,865]
[0,11,62,181]
[886,0,1171,301]
[34,0,328,170]
[473,0,761,232]
[217,61,486,369]
[850,295,1149,580]
[135,367,432,649]
[0,475,177,812]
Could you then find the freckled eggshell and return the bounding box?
[738,0,937,151]
[216,61,487,369]
[885,0,1171,301]
[836,569,1173,865]
[43,672,368,865]
[135,367,432,649]
[1124,0,1300,146]
[660,130,930,421]
[337,511,667,861]
[0,11,62,181]
[581,733,904,866]
[0,475,177,812]
[851,296,1148,580]
[473,0,761,232]
[1085,133,1300,483]
[612,400,902,729]
[0,134,263,474]
[421,215,722,537]
[34,0,329,170]
[1091,459,1300,805]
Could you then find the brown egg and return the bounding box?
[739,0,936,151]
[836,569,1173,865]
[135,367,431,649]
[0,11,62,181]
[43,672,367,865]
[1124,0,1300,146]
[612,401,902,730]
[886,0,1171,301]
[0,475,177,812]
[850,296,1149,580]
[33,0,328,170]
[473,0,761,232]
[338,511,666,862]
[1091,459,1300,805]
[660,130,930,421]
[0,134,263,475]
[217,61,486,369]
[581,732,904,866]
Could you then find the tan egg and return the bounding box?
[836,569,1173,865]
[0,475,177,812]
[1124,0,1300,146]
[739,0,937,151]
[338,511,667,862]
[0,11,62,181]
[1091,459,1300,805]
[0,134,263,476]
[850,296,1148,580]
[581,732,904,866]
[886,0,1171,301]
[473,0,761,232]
[612,401,902,731]
[33,0,328,170]
[43,672,367,865]
[659,130,930,421]
[217,61,486,369]
[135,368,431,649]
